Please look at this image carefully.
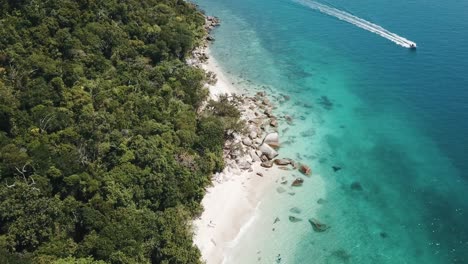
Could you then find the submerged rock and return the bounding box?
[332,165,342,172]
[276,187,286,193]
[350,181,363,191]
[330,249,351,262]
[289,216,303,222]
[291,178,304,187]
[289,207,302,214]
[317,95,333,110]
[300,128,316,137]
[303,103,313,109]
[317,198,327,205]
[299,164,312,176]
[308,218,330,232]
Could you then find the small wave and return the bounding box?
[294,0,417,48]
[221,201,263,264]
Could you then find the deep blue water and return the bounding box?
[194,0,468,262]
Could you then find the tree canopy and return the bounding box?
[0,0,236,263]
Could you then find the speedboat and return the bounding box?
[409,43,417,49]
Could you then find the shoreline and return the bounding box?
[191,16,318,264]
[192,49,284,263]
[202,48,242,98]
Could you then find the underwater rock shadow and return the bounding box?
[317,95,333,110]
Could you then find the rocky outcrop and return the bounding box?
[190,64,310,183]
[205,16,220,32]
[201,90,317,184]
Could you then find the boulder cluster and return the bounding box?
[205,16,220,34]
[187,16,219,67]
[213,92,312,182]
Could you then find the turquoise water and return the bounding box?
[194,0,468,263]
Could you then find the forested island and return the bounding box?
[0,1,240,263]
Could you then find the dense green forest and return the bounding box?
[0,0,238,263]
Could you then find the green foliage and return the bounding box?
[52,257,107,264]
[204,94,247,138]
[0,0,234,263]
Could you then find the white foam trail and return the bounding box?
[294,0,417,48]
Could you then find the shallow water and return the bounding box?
[194,0,468,263]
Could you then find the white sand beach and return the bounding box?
[192,51,284,263]
[201,48,241,98]
[193,47,325,264]
[193,163,283,264]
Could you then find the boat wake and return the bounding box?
[294,0,417,48]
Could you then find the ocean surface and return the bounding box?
[193,0,468,263]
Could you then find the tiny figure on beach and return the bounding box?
[208,220,216,228]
